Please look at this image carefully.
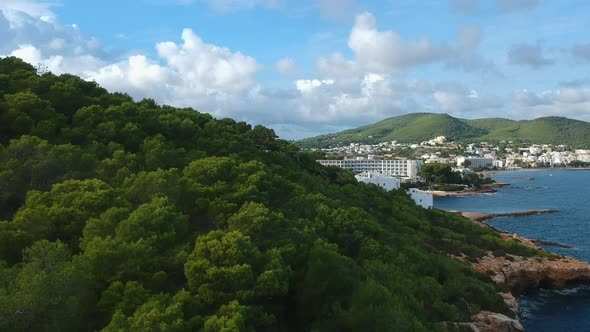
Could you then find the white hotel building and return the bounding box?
[317,157,423,181]
[354,171,401,191]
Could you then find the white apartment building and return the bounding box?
[354,172,401,191]
[317,157,423,180]
[529,145,542,155]
[492,160,504,168]
[408,188,433,209]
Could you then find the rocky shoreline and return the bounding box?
[447,210,590,332]
[454,209,560,222]
[427,182,511,197]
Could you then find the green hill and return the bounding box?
[298,113,590,148]
[0,57,545,331]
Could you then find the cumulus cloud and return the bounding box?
[1,6,503,138]
[0,0,110,74]
[316,15,496,76]
[433,86,503,115]
[276,57,298,74]
[295,79,334,94]
[88,28,259,104]
[5,3,587,139]
[444,25,501,75]
[508,42,554,69]
[0,0,55,18]
[509,84,590,120]
[512,89,552,106]
[348,12,452,73]
[512,84,590,107]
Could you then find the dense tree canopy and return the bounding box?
[421,163,462,185]
[0,57,540,331]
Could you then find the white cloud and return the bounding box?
[555,87,590,104]
[348,12,451,73]
[513,89,552,106]
[276,57,298,74]
[9,44,43,64]
[86,28,259,106]
[295,79,334,94]
[316,13,495,77]
[0,0,56,19]
[8,44,106,75]
[0,0,109,71]
[433,86,503,115]
[1,7,502,139]
[4,4,588,139]
[508,42,555,69]
[509,84,590,120]
[155,29,259,92]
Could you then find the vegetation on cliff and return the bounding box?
[0,57,543,331]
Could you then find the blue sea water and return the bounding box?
[434,170,590,332]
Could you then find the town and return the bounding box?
[315,136,590,182]
[312,137,590,209]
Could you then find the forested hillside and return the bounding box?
[298,113,590,148]
[0,57,540,331]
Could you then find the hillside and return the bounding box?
[298,113,590,148]
[0,57,546,331]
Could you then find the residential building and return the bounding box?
[492,160,504,168]
[317,157,423,180]
[354,171,401,191]
[408,188,433,209]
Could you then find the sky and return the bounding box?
[1,0,590,140]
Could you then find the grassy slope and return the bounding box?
[298,113,590,148]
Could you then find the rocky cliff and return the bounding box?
[474,254,590,295]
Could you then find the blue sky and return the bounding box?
[2,0,590,139]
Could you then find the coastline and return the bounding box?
[444,208,590,332]
[450,209,560,222]
[482,167,590,177]
[426,182,510,197]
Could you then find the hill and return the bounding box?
[0,57,543,331]
[298,113,590,148]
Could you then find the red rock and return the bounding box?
[471,311,524,332]
[474,255,590,295]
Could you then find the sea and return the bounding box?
[434,170,590,332]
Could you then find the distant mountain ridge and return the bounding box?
[297,113,590,148]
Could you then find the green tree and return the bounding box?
[0,240,94,331]
[420,163,462,185]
